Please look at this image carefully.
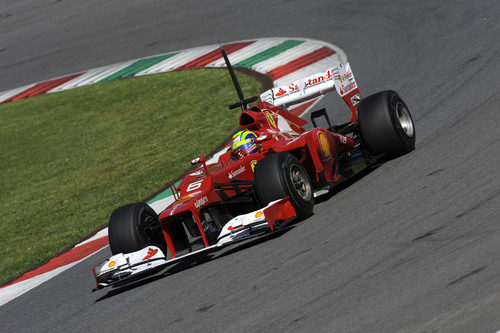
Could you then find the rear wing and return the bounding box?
[260,63,361,122]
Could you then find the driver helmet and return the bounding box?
[231,130,258,157]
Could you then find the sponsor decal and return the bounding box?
[337,71,352,84]
[273,69,335,98]
[265,111,277,128]
[142,248,158,261]
[228,165,245,179]
[350,93,361,106]
[255,211,263,218]
[306,70,332,87]
[318,133,331,159]
[275,87,287,97]
[250,160,258,172]
[194,196,208,208]
[333,65,357,97]
[288,83,299,92]
[339,135,348,144]
[108,261,116,268]
[339,82,356,96]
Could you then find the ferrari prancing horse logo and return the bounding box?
[251,160,258,172]
[142,248,158,261]
[265,112,277,128]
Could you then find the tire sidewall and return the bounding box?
[254,152,313,218]
[387,93,415,150]
[109,202,160,254]
[357,90,415,155]
[281,154,313,213]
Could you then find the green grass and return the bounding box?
[0,69,262,285]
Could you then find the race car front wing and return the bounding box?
[92,198,296,291]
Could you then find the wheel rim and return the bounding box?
[290,164,312,201]
[138,210,160,244]
[395,102,414,137]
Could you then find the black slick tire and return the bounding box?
[357,90,415,155]
[254,152,313,219]
[108,202,165,255]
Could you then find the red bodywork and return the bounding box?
[157,101,356,258]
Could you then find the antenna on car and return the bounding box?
[220,46,258,111]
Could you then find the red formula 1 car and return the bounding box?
[92,50,415,290]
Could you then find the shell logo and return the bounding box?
[108,261,116,268]
[255,211,263,218]
[251,160,258,172]
[265,112,277,128]
[318,133,331,159]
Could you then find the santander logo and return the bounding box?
[275,87,287,97]
[228,166,245,179]
[142,248,158,261]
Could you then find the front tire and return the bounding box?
[254,152,314,219]
[357,90,415,155]
[108,202,165,255]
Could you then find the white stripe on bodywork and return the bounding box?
[206,147,229,164]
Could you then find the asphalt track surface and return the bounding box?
[1,0,499,331]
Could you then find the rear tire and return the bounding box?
[254,152,314,219]
[108,202,165,255]
[357,90,415,155]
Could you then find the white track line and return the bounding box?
[207,39,284,67]
[0,83,37,102]
[0,250,105,307]
[136,45,219,76]
[49,64,127,92]
[251,42,324,74]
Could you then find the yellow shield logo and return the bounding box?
[265,112,277,128]
[318,133,330,159]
